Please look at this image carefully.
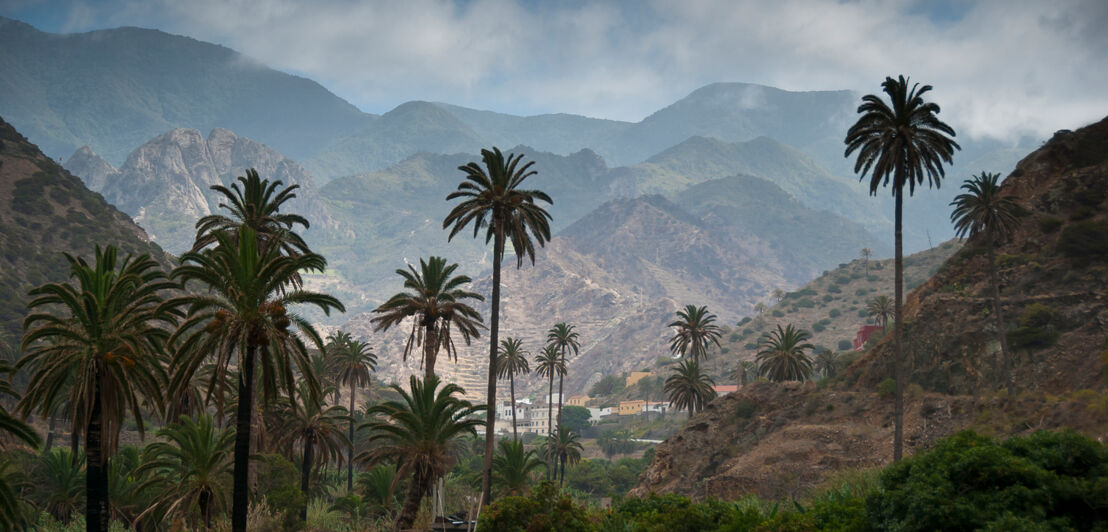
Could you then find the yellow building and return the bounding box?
[625,371,651,387]
[618,400,645,416]
[567,395,589,407]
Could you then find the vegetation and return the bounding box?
[664,359,716,416]
[547,323,580,439]
[845,75,959,462]
[756,324,815,382]
[444,146,553,505]
[496,337,531,441]
[667,305,723,362]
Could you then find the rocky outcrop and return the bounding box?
[68,128,334,253]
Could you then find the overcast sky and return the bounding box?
[3,0,1107,141]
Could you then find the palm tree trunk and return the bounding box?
[510,373,518,441]
[43,415,56,454]
[480,231,504,507]
[987,239,1015,395]
[557,349,565,435]
[547,372,554,481]
[559,454,566,487]
[86,382,109,532]
[893,189,904,463]
[200,488,213,529]
[396,470,426,531]
[232,345,257,532]
[70,425,79,464]
[424,324,437,380]
[348,383,356,492]
[300,435,314,522]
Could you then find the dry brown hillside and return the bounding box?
[632,115,1108,500]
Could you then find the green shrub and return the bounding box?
[877,378,896,399]
[796,298,815,308]
[823,294,834,303]
[1058,220,1108,259]
[857,309,868,318]
[835,276,851,285]
[813,322,826,332]
[829,309,841,318]
[479,482,592,531]
[838,340,853,351]
[1038,217,1064,233]
[866,430,1108,531]
[772,310,785,318]
[613,493,763,532]
[827,284,842,294]
[738,317,752,326]
[730,333,742,342]
[1007,303,1061,349]
[735,399,757,420]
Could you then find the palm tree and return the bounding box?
[772,289,785,303]
[326,332,377,490]
[356,375,484,531]
[370,256,484,380]
[136,414,234,529]
[534,345,565,439]
[546,322,580,434]
[867,295,895,330]
[664,359,716,417]
[1,360,39,530]
[861,248,873,276]
[495,338,530,441]
[17,246,175,532]
[753,302,767,315]
[274,384,350,522]
[443,146,553,504]
[165,226,343,532]
[541,426,582,487]
[192,168,312,257]
[814,348,839,379]
[491,439,545,496]
[30,448,85,522]
[756,325,815,382]
[845,75,959,462]
[731,360,757,386]
[951,172,1023,394]
[669,305,723,362]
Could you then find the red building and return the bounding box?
[853,325,883,351]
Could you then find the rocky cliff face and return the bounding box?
[65,128,334,253]
[633,115,1108,500]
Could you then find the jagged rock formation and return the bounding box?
[0,116,166,336]
[633,115,1108,500]
[65,128,333,253]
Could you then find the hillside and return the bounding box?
[64,128,334,254]
[0,17,371,166]
[0,116,167,336]
[633,115,1108,500]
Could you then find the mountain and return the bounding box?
[632,115,1108,500]
[64,128,334,254]
[432,103,633,158]
[0,115,167,336]
[0,17,370,165]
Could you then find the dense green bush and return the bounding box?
[1008,302,1061,349]
[1058,220,1108,260]
[829,309,841,318]
[867,430,1108,531]
[877,378,896,399]
[772,310,785,318]
[479,482,593,531]
[838,340,853,351]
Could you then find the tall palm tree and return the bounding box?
[1,360,39,530]
[540,426,582,487]
[951,171,1022,395]
[165,227,343,532]
[546,322,580,434]
[192,168,311,257]
[370,256,484,380]
[491,439,545,497]
[664,359,716,417]
[443,147,553,504]
[534,345,565,440]
[495,338,530,441]
[356,375,484,531]
[845,75,959,462]
[17,247,175,532]
[814,348,839,379]
[273,384,350,522]
[136,414,234,529]
[668,305,723,362]
[757,324,815,382]
[861,248,873,276]
[326,332,377,491]
[867,295,895,330]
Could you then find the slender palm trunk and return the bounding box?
[348,383,356,492]
[232,345,257,532]
[556,349,565,435]
[546,372,554,481]
[480,231,503,506]
[86,383,109,532]
[893,189,904,463]
[199,488,213,529]
[70,425,79,464]
[43,415,56,454]
[396,470,427,531]
[987,239,1015,395]
[300,435,314,522]
[510,373,518,441]
[424,324,437,380]
[559,453,566,487]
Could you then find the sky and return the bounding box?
[3,0,1107,141]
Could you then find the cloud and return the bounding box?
[17,0,1108,140]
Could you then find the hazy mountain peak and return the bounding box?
[63,145,117,192]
